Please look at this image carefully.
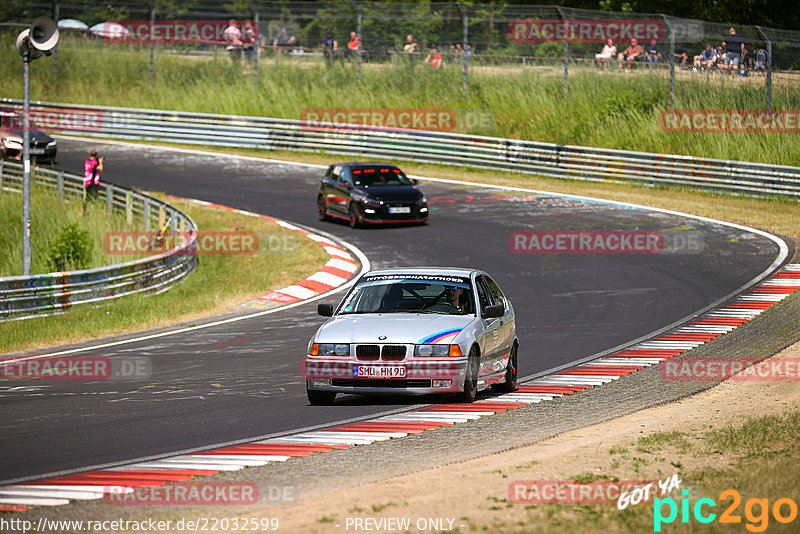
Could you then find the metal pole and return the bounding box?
[757,27,772,111]
[53,0,59,82]
[664,16,675,109]
[253,11,260,84]
[556,7,568,96]
[457,2,468,93]
[351,0,361,84]
[149,3,155,83]
[22,53,32,276]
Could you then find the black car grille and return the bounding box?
[381,345,406,360]
[332,379,431,388]
[356,344,380,360]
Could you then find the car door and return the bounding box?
[476,275,500,377]
[484,275,514,368]
[326,165,349,215]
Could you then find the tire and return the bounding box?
[492,343,518,394]
[307,387,336,406]
[459,347,479,403]
[317,196,330,221]
[349,204,361,228]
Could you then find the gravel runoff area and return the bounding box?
[12,267,800,533]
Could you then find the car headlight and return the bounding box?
[415,344,462,357]
[47,141,56,147]
[351,191,378,204]
[417,195,427,204]
[317,343,350,356]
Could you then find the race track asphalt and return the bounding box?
[0,138,782,483]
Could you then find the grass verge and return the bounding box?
[0,192,330,353]
[2,32,799,166]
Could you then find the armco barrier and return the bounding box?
[3,99,800,198]
[0,161,197,321]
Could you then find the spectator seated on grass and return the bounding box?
[617,38,643,71]
[425,48,443,68]
[673,46,689,67]
[644,39,662,66]
[595,38,616,70]
[693,43,719,70]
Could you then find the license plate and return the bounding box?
[354,365,406,378]
[30,148,46,155]
[388,206,411,214]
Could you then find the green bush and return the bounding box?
[47,223,93,272]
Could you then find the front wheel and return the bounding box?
[459,347,479,403]
[317,196,330,221]
[492,343,518,394]
[349,204,361,228]
[307,388,336,405]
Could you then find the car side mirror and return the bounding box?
[411,178,420,185]
[483,304,504,318]
[317,304,334,317]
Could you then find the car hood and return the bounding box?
[0,129,53,143]
[357,185,421,202]
[315,314,475,344]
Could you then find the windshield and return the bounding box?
[339,275,474,316]
[351,167,412,187]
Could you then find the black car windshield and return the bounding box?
[339,276,474,315]
[351,167,412,187]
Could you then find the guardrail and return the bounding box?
[3,99,800,200]
[0,160,198,321]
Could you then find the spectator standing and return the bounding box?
[223,19,242,63]
[403,34,418,57]
[323,30,339,66]
[721,27,745,71]
[241,20,256,65]
[425,48,443,68]
[693,43,719,69]
[83,150,103,210]
[273,27,296,54]
[594,38,616,69]
[645,39,661,65]
[617,38,642,70]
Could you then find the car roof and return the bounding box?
[335,162,402,169]
[361,267,479,279]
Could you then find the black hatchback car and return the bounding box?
[317,163,428,227]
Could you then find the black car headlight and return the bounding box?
[318,343,350,356]
[351,191,379,205]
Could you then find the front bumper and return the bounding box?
[303,356,467,395]
[354,201,428,224]
[2,144,57,162]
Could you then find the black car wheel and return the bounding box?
[317,196,330,221]
[307,387,336,405]
[459,347,479,403]
[349,204,361,228]
[492,343,518,394]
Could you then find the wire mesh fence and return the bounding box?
[2,1,800,109]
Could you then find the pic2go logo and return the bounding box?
[654,489,798,532]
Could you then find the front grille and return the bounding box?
[332,379,431,388]
[356,344,380,360]
[381,345,406,360]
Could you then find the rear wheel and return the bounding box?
[317,196,330,221]
[459,347,479,403]
[349,204,361,228]
[492,343,518,394]
[307,387,336,405]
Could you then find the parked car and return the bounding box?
[303,267,518,405]
[317,163,428,227]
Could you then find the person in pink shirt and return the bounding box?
[83,150,104,209]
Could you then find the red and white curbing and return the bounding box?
[1,264,798,511]
[181,199,360,308]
